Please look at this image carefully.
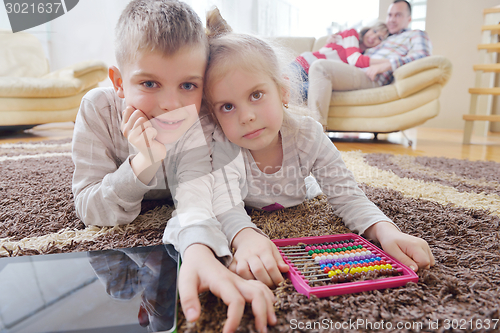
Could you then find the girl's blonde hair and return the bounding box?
[115,0,208,68]
[205,8,317,121]
[358,22,389,45]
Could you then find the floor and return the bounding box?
[1,122,500,162]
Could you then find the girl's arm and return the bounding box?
[301,120,394,235]
[363,221,435,271]
[297,117,434,271]
[339,29,371,68]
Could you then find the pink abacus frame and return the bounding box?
[272,233,419,298]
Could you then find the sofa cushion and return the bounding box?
[327,99,439,132]
[266,36,316,57]
[0,30,49,78]
[0,60,107,98]
[330,84,400,106]
[0,88,94,111]
[312,36,328,52]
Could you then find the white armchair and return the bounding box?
[0,30,107,131]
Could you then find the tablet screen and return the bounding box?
[0,245,179,333]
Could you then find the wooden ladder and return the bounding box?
[463,7,500,144]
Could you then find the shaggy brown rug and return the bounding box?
[1,139,499,333]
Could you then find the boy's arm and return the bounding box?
[72,90,157,226]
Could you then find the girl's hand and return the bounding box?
[121,106,167,164]
[179,244,277,333]
[230,228,289,288]
[364,222,435,272]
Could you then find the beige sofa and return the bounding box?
[270,36,452,134]
[0,30,107,131]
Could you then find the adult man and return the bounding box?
[308,0,432,127]
[364,0,432,83]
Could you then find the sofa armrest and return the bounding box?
[0,60,107,98]
[266,37,316,56]
[393,56,452,98]
[42,60,107,79]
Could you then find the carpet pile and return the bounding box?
[1,139,499,332]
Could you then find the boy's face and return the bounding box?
[111,45,207,144]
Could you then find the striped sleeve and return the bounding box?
[340,29,371,68]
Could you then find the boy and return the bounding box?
[71,1,276,332]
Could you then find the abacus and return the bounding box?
[273,233,418,298]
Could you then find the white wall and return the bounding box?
[49,0,127,81]
[380,0,500,133]
[425,0,500,133]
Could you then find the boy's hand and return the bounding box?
[230,228,289,288]
[121,106,167,163]
[364,222,435,272]
[179,244,277,333]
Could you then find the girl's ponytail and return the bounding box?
[205,7,232,40]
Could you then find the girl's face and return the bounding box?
[209,68,285,153]
[362,28,387,48]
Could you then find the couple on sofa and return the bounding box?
[293,0,432,128]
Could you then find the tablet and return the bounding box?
[0,244,179,333]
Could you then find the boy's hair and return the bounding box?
[115,0,208,68]
[359,22,389,45]
[205,8,313,120]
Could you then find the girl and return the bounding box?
[205,12,435,288]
